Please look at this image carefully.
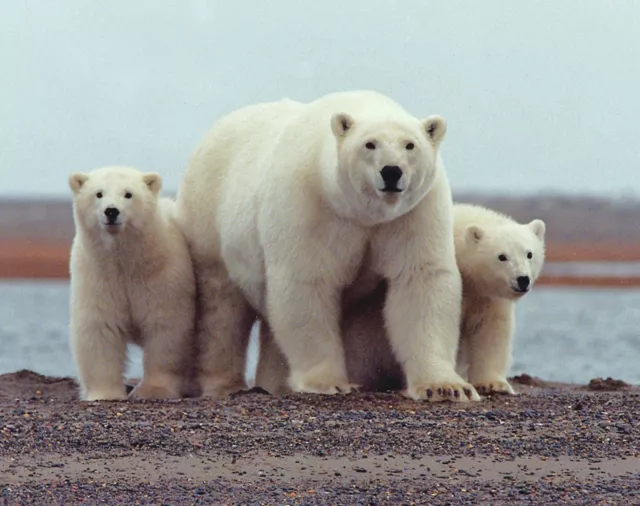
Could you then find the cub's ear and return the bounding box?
[331,112,355,139]
[528,219,546,240]
[421,115,447,148]
[68,173,88,195]
[142,172,163,196]
[465,224,483,244]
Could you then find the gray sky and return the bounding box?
[1,0,639,197]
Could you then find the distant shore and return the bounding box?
[1,370,638,505]
[2,240,640,287]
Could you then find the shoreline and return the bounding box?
[3,241,640,287]
[1,370,638,504]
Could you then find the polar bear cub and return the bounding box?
[177,90,478,402]
[454,203,546,394]
[68,165,196,401]
[255,203,546,398]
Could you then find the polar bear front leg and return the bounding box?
[266,270,354,395]
[384,269,480,402]
[131,333,185,400]
[373,184,480,403]
[254,322,291,394]
[70,321,128,402]
[194,259,256,398]
[130,297,195,400]
[465,302,516,395]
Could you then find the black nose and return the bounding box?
[517,276,530,291]
[104,207,120,223]
[380,165,403,191]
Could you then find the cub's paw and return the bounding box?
[129,378,181,399]
[198,375,246,398]
[293,381,360,395]
[83,388,128,402]
[289,375,360,395]
[129,383,180,399]
[289,365,358,395]
[473,378,516,396]
[334,383,361,394]
[404,380,481,403]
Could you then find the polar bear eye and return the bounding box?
[527,252,533,259]
[406,142,415,150]
[96,192,103,199]
[365,142,376,150]
[498,254,508,262]
[124,192,133,199]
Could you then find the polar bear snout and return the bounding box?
[512,275,531,294]
[379,165,404,193]
[104,206,120,224]
[103,206,123,232]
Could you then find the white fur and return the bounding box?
[176,90,474,401]
[255,204,546,399]
[68,165,196,401]
[454,203,546,394]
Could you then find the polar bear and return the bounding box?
[68,165,196,401]
[255,203,546,397]
[176,90,478,402]
[451,203,546,394]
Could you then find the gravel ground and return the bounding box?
[1,370,638,505]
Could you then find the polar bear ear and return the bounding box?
[528,219,546,240]
[465,224,483,244]
[68,173,88,195]
[142,172,163,196]
[331,113,355,139]
[421,115,447,148]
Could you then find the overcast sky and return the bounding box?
[1,0,639,198]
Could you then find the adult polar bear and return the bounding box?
[176,90,479,402]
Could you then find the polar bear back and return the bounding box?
[176,98,305,255]
[453,203,511,235]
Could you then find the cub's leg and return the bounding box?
[194,258,256,397]
[130,293,195,399]
[254,322,290,394]
[70,319,128,401]
[465,302,516,395]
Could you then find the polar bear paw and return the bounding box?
[83,387,128,402]
[290,380,361,395]
[288,364,358,395]
[129,373,184,400]
[404,379,481,402]
[198,374,247,398]
[473,378,516,396]
[129,382,182,400]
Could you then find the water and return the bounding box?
[1,280,639,385]
[544,261,640,277]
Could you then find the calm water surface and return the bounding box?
[1,280,639,385]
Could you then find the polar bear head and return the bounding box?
[68,165,162,237]
[461,218,546,300]
[330,111,446,223]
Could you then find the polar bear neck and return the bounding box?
[461,273,512,304]
[461,277,491,302]
[319,148,358,221]
[77,213,168,274]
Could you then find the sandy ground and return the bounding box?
[0,370,638,505]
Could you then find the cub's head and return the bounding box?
[68,166,162,236]
[461,218,546,300]
[330,111,446,223]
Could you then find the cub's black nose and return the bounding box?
[516,276,530,291]
[104,207,120,224]
[380,165,403,192]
